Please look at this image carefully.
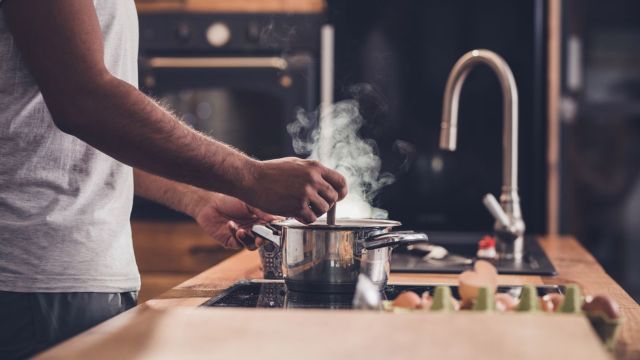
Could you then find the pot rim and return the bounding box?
[271,218,401,230]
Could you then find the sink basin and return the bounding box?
[391,232,556,276]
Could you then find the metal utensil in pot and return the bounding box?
[252,219,428,293]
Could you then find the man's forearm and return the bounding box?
[133,169,209,218]
[53,75,258,201]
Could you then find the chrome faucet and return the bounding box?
[439,49,525,260]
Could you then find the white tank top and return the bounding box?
[0,0,140,292]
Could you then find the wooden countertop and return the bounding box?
[36,228,640,359]
[135,0,326,14]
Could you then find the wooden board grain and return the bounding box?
[546,0,562,236]
[135,0,326,14]
[36,307,610,360]
[138,273,194,303]
[538,236,640,358]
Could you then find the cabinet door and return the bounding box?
[132,221,237,273]
[132,221,238,301]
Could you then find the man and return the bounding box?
[0,0,347,358]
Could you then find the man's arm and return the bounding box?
[3,0,346,223]
[132,169,207,220]
[133,169,276,250]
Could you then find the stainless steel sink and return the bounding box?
[391,232,556,276]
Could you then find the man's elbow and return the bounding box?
[50,114,77,135]
[44,71,116,136]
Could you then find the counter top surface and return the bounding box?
[36,223,640,359]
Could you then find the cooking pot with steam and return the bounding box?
[252,219,428,293]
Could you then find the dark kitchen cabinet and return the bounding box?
[132,221,237,302]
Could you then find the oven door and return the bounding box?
[140,54,316,160]
[133,54,317,218]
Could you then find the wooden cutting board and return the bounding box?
[37,307,611,360]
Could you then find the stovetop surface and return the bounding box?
[201,280,564,310]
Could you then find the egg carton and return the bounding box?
[382,284,623,350]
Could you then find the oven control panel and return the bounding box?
[206,22,232,47]
[139,13,324,55]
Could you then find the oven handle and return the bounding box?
[146,57,289,70]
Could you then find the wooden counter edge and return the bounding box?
[136,0,326,14]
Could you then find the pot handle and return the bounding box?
[251,224,282,247]
[364,231,428,250]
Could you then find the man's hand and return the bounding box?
[246,158,348,224]
[134,169,278,250]
[193,193,279,250]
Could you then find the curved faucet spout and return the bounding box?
[439,49,525,260]
[440,49,519,190]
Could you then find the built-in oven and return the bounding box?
[132,10,325,218]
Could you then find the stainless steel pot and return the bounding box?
[252,219,428,293]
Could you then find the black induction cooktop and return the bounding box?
[201,280,564,310]
[391,232,556,276]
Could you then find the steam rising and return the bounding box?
[260,21,400,219]
[259,21,297,51]
[288,99,394,219]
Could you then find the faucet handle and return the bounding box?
[482,193,511,228]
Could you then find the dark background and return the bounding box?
[326,0,640,301]
[132,0,640,301]
[559,0,640,301]
[326,0,548,234]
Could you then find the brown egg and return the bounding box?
[450,297,461,311]
[421,292,433,310]
[392,291,422,309]
[475,261,498,290]
[475,260,498,279]
[458,269,498,302]
[495,293,519,311]
[540,293,565,312]
[582,295,621,319]
[460,298,474,310]
[458,261,499,302]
